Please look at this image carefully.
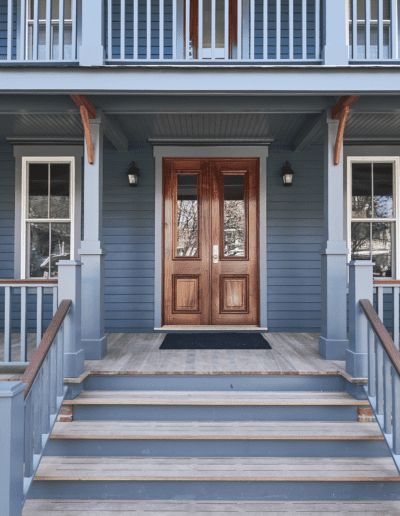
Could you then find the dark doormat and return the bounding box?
[159,333,272,350]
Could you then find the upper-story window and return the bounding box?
[27,0,74,60]
[22,157,75,279]
[349,158,399,278]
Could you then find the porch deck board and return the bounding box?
[0,332,350,379]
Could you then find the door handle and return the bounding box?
[213,245,219,264]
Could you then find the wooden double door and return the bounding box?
[163,158,259,325]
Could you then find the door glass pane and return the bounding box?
[372,222,392,277]
[203,0,225,49]
[29,163,49,219]
[352,163,372,218]
[29,222,50,277]
[224,174,245,257]
[351,221,371,261]
[203,0,212,48]
[50,163,70,218]
[373,162,393,218]
[50,223,70,277]
[176,175,198,257]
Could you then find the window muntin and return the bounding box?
[23,158,74,279]
[350,160,396,278]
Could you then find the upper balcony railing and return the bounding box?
[0,0,399,66]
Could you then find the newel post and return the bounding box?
[57,261,84,378]
[0,381,26,516]
[346,260,374,378]
[322,0,349,65]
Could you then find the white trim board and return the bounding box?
[153,145,269,329]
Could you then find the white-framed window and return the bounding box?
[347,156,400,279]
[21,156,75,279]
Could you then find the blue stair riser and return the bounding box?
[72,405,360,422]
[82,374,348,392]
[44,438,390,458]
[29,480,400,501]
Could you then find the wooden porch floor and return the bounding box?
[0,332,350,381]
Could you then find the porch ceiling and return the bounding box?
[0,94,400,147]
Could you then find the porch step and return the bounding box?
[45,420,389,458]
[51,420,383,440]
[68,390,367,422]
[31,456,400,501]
[22,499,400,515]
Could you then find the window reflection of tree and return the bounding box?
[224,200,245,256]
[177,200,198,256]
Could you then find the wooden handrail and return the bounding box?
[374,280,400,285]
[21,300,71,400]
[0,279,58,284]
[359,299,400,379]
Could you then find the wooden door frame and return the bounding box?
[153,145,268,329]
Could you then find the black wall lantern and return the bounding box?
[127,161,140,187]
[281,161,294,187]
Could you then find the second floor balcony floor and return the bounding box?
[1,0,400,68]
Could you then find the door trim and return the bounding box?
[153,145,268,329]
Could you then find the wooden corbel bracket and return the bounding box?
[71,95,97,164]
[332,95,360,165]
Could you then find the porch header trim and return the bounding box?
[149,138,274,146]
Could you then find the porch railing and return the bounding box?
[1,0,79,62]
[106,0,322,62]
[20,299,70,502]
[348,0,399,62]
[0,279,58,366]
[374,280,400,349]
[360,298,400,474]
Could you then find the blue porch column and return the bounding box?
[323,0,349,65]
[319,112,349,360]
[79,115,107,360]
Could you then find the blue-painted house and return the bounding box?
[2,0,400,514]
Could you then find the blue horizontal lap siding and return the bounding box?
[103,142,155,332]
[0,0,17,60]
[267,145,323,333]
[106,0,316,60]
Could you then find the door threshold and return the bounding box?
[155,325,268,332]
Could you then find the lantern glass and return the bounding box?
[128,174,138,186]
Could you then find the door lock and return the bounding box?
[213,245,219,264]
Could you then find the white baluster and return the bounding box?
[378,285,384,321]
[378,0,383,58]
[7,0,13,60]
[45,0,52,60]
[4,286,12,362]
[211,0,216,59]
[276,0,281,59]
[224,0,229,59]
[19,0,27,60]
[108,0,113,59]
[33,0,39,60]
[53,286,58,316]
[375,340,384,415]
[134,0,139,59]
[173,0,177,59]
[368,323,376,397]
[250,0,255,60]
[33,370,43,455]
[71,0,77,59]
[59,0,65,59]
[121,0,126,59]
[392,370,400,455]
[383,352,392,435]
[50,345,57,414]
[289,0,293,60]
[160,0,164,59]
[36,286,43,347]
[352,0,357,59]
[315,0,319,59]
[390,0,398,59]
[147,0,152,60]
[24,392,34,478]
[237,0,242,59]
[20,286,28,362]
[186,0,190,59]
[263,0,268,59]
[302,0,306,59]
[42,356,51,434]
[199,0,203,58]
[365,0,371,59]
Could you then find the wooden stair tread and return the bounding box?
[51,421,383,440]
[35,457,399,481]
[22,499,400,515]
[66,390,368,406]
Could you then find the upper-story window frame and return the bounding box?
[347,155,400,280]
